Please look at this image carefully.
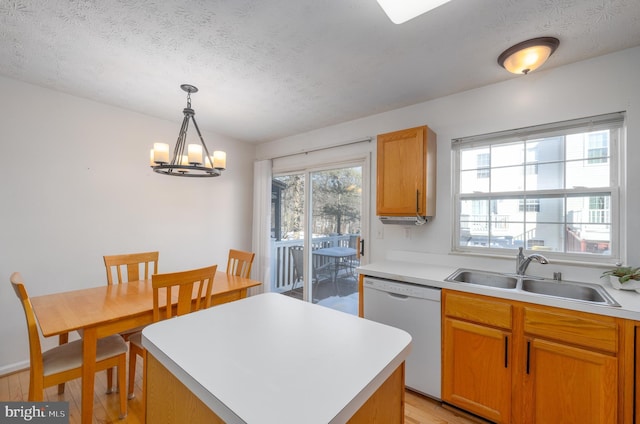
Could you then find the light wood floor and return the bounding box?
[1,357,481,424]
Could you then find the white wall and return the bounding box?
[258,46,640,281]
[0,77,256,372]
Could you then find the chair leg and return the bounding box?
[30,376,44,401]
[106,368,114,394]
[57,333,69,394]
[117,357,128,419]
[141,350,147,418]
[127,348,138,399]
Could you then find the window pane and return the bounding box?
[460,169,490,193]
[525,162,564,190]
[566,159,610,188]
[491,166,524,192]
[566,195,611,255]
[460,220,489,247]
[567,195,611,224]
[492,142,523,167]
[566,130,610,161]
[526,223,564,252]
[494,198,520,218]
[460,199,488,247]
[460,148,489,171]
[527,137,564,162]
[494,198,523,249]
[524,197,564,223]
[566,224,611,254]
[460,199,488,218]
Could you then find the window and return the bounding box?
[476,152,490,178]
[453,112,624,261]
[519,199,540,213]
[589,196,609,224]
[587,132,609,164]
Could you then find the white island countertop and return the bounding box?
[142,292,412,424]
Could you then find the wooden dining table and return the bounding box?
[30,271,262,424]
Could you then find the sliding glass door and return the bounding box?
[271,163,363,314]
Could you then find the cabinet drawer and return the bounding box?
[444,291,512,330]
[523,306,619,353]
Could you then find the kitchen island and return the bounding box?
[141,292,412,423]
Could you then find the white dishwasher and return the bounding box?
[363,276,441,400]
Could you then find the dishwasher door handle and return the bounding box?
[388,292,409,299]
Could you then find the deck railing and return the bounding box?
[270,235,355,293]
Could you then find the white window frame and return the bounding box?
[451,112,625,264]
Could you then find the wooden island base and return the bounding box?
[146,353,405,424]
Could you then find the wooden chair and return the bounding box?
[127,264,218,400]
[10,272,128,418]
[226,249,255,278]
[103,251,159,388]
[103,251,159,285]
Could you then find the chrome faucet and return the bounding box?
[516,246,549,275]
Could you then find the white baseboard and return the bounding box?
[0,360,29,377]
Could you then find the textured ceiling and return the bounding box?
[0,0,639,144]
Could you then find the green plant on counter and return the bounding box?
[601,266,640,283]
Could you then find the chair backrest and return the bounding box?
[10,272,44,385]
[289,246,304,282]
[152,265,217,321]
[103,251,159,284]
[226,249,255,278]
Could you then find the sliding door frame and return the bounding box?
[273,153,371,303]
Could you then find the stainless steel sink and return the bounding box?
[520,279,620,306]
[445,268,621,307]
[446,269,517,289]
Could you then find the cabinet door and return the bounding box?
[442,318,512,423]
[523,338,617,424]
[376,126,435,216]
[636,326,640,424]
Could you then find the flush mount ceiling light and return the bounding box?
[376,0,451,24]
[497,37,560,75]
[149,84,226,177]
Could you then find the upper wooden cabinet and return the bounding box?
[376,125,436,217]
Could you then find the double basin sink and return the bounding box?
[445,268,620,307]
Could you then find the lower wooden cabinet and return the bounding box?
[442,290,623,424]
[523,337,617,424]
[442,318,512,423]
[635,325,640,424]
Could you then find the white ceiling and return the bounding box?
[1,0,639,144]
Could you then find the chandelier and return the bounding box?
[150,84,226,177]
